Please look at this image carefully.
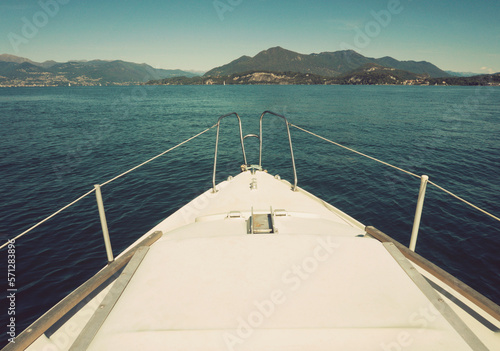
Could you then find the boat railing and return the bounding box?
[1,112,499,263]
[212,111,298,191]
[259,111,298,191]
[289,123,500,252]
[212,112,247,193]
[0,124,218,261]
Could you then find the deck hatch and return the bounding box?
[248,207,276,234]
[252,214,273,233]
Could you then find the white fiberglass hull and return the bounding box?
[9,170,498,351]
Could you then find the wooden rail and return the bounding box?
[2,231,163,351]
[69,246,150,350]
[365,226,500,324]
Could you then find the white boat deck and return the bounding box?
[24,170,494,350]
[151,168,365,236]
[87,237,475,350]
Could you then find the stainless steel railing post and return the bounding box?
[259,111,298,191]
[94,184,114,263]
[212,123,221,193]
[409,175,429,252]
[212,112,248,192]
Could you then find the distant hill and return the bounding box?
[334,63,423,85]
[204,47,450,78]
[147,71,333,85]
[428,73,500,86]
[0,54,38,65]
[0,55,200,86]
[374,56,448,78]
[147,65,499,86]
[445,70,483,77]
[147,64,427,86]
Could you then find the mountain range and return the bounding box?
[148,62,421,85]
[204,47,451,78]
[148,62,500,86]
[0,54,199,86]
[1,48,493,87]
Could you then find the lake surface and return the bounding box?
[1,85,499,346]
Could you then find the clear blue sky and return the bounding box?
[1,0,499,73]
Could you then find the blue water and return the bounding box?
[1,85,499,346]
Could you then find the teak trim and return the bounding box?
[2,231,163,351]
[69,246,150,350]
[384,242,488,351]
[365,226,500,324]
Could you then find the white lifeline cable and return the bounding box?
[290,123,500,224]
[0,124,217,250]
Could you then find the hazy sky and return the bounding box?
[1,0,499,73]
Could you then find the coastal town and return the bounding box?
[0,72,131,87]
